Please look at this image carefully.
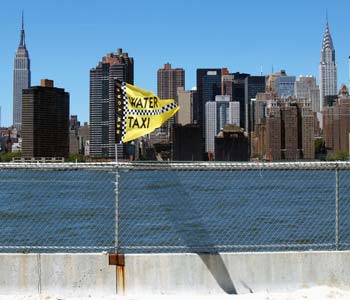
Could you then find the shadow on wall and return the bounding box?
[198,253,237,294]
[162,171,238,295]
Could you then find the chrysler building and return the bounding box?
[319,17,337,111]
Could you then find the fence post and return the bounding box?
[335,164,339,250]
[115,145,120,254]
[115,166,119,253]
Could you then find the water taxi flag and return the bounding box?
[115,79,180,143]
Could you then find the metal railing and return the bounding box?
[0,161,349,253]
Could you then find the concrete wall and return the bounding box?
[1,251,350,297]
[0,253,115,297]
[124,251,350,295]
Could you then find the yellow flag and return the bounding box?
[115,80,180,143]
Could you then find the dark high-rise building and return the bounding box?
[22,80,69,158]
[244,76,266,132]
[220,70,250,130]
[69,115,82,154]
[89,49,134,159]
[172,124,202,161]
[13,14,31,131]
[195,69,222,134]
[215,128,249,161]
[232,72,250,129]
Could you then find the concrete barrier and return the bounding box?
[123,251,350,295]
[1,251,350,297]
[0,253,115,297]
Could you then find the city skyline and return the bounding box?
[0,0,350,126]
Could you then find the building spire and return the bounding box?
[322,13,334,51]
[19,11,25,47]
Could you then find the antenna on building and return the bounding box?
[271,65,274,74]
[348,56,350,90]
[260,65,263,76]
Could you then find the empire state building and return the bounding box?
[13,14,31,130]
[319,19,337,112]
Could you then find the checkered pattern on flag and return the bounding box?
[115,79,180,143]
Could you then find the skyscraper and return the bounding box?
[323,85,350,153]
[266,70,287,94]
[301,107,315,160]
[157,63,185,136]
[172,124,202,161]
[228,101,240,127]
[275,76,296,98]
[319,18,337,111]
[176,87,193,125]
[220,70,250,130]
[89,49,134,159]
[244,76,266,132]
[281,105,298,160]
[157,63,185,100]
[205,95,240,156]
[195,68,222,134]
[266,106,281,161]
[22,80,69,158]
[13,14,31,131]
[232,72,250,129]
[295,76,320,112]
[258,99,314,161]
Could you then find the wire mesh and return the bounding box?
[0,163,116,253]
[118,163,341,253]
[0,161,350,253]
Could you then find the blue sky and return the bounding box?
[0,0,349,127]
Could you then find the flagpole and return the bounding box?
[113,79,179,253]
[115,143,119,253]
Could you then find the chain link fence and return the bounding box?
[0,162,349,253]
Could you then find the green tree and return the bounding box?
[0,151,21,162]
[315,138,326,154]
[326,151,349,161]
[67,153,85,163]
